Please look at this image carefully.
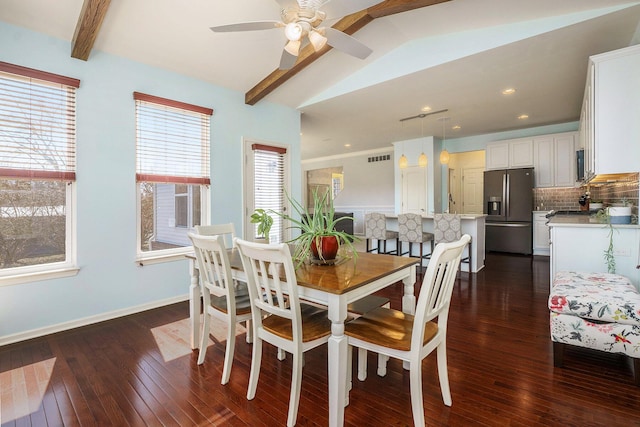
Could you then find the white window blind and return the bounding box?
[0,62,79,181]
[252,144,286,243]
[134,92,212,185]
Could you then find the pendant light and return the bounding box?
[440,116,450,165]
[418,117,428,167]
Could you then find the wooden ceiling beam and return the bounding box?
[71,0,112,61]
[245,0,450,105]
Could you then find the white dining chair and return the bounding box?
[188,233,253,385]
[234,238,332,427]
[345,234,471,427]
[195,222,236,248]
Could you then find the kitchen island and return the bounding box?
[548,214,640,290]
[385,214,486,273]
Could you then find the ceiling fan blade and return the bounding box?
[324,27,372,59]
[279,49,298,70]
[320,0,384,20]
[210,21,282,32]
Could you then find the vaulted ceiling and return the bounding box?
[2,0,640,159]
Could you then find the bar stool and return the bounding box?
[433,213,471,274]
[398,213,434,270]
[364,212,399,255]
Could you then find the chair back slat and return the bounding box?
[189,232,236,305]
[235,239,302,337]
[412,234,471,349]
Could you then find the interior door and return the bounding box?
[401,166,427,215]
[462,167,485,214]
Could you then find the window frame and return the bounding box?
[0,62,80,286]
[134,93,212,264]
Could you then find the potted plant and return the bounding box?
[607,199,633,224]
[250,208,273,243]
[280,187,359,266]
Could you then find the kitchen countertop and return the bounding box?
[547,215,640,228]
[386,214,486,220]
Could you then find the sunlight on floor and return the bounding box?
[150,316,246,363]
[0,357,55,423]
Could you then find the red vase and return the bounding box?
[310,236,339,261]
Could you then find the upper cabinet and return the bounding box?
[533,132,576,188]
[580,44,640,180]
[486,138,533,170]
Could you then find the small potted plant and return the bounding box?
[279,187,358,266]
[607,198,632,224]
[250,208,273,243]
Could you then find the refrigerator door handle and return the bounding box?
[486,222,531,228]
[505,172,510,219]
[502,173,507,217]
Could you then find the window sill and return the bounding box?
[136,252,191,266]
[0,267,80,287]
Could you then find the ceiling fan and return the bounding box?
[210,0,384,69]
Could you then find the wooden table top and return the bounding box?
[226,249,418,295]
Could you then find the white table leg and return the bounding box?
[328,296,348,427]
[189,258,201,350]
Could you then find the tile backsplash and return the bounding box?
[533,173,639,211]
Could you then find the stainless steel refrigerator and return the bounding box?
[483,168,534,254]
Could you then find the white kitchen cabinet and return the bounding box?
[580,44,640,179]
[486,138,534,170]
[549,220,640,289]
[533,132,576,188]
[532,212,550,256]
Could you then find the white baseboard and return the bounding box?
[0,294,189,347]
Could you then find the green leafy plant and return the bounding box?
[278,187,359,267]
[595,209,616,273]
[250,209,273,242]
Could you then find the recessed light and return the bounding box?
[344,144,351,147]
[452,125,461,130]
[502,88,516,95]
[517,114,529,120]
[421,106,432,112]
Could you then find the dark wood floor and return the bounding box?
[2,253,640,426]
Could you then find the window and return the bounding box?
[250,143,287,244]
[0,62,79,281]
[135,92,212,259]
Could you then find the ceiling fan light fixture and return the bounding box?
[309,30,327,51]
[284,39,301,56]
[285,22,303,41]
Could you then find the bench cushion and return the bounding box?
[549,271,640,327]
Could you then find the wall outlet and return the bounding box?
[613,248,631,257]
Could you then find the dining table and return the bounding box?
[187,248,418,427]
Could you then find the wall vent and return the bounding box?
[367,154,391,163]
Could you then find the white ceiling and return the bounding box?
[2,0,639,159]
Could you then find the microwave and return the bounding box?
[576,149,585,181]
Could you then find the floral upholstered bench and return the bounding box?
[549,271,640,385]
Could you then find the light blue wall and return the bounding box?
[0,22,301,340]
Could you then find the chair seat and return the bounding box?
[345,307,439,351]
[263,303,332,342]
[347,295,391,316]
[210,293,253,316]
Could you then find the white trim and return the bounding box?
[302,146,393,164]
[0,266,79,287]
[135,251,191,266]
[0,294,188,346]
